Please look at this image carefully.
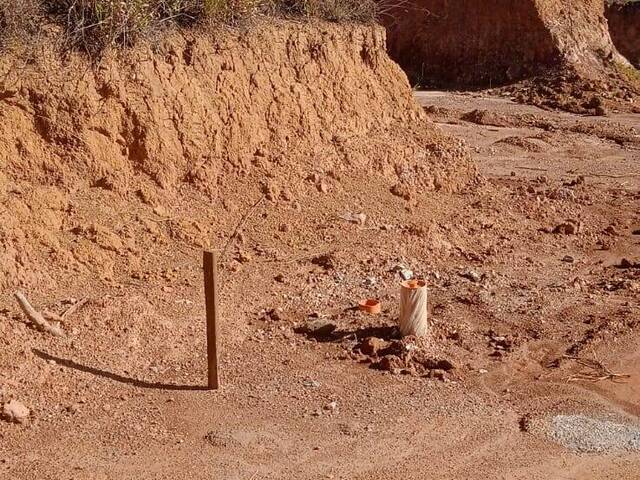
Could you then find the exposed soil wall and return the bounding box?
[606,2,640,67]
[382,0,624,87]
[382,0,558,86]
[0,21,477,291]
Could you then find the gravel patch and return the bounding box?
[550,414,640,453]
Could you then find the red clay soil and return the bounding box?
[2,19,640,480]
[0,21,476,290]
[606,1,640,67]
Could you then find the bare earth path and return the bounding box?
[1,91,639,479]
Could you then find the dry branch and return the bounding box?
[14,292,65,337]
[564,353,630,383]
[221,194,266,261]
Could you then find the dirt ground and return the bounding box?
[1,87,639,479]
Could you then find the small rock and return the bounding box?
[318,181,329,194]
[279,223,291,233]
[280,189,293,202]
[303,380,321,388]
[428,369,447,381]
[461,270,482,283]
[595,105,608,117]
[236,250,253,264]
[390,183,412,201]
[399,269,413,281]
[604,225,620,236]
[478,369,488,374]
[323,401,338,412]
[339,212,367,225]
[299,319,336,337]
[2,400,30,424]
[553,220,581,235]
[153,205,168,217]
[562,255,575,263]
[274,274,286,283]
[372,355,403,372]
[364,276,377,287]
[619,258,638,269]
[263,308,282,322]
[311,254,336,271]
[204,431,237,448]
[359,337,390,356]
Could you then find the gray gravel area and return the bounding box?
[550,414,640,453]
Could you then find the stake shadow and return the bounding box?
[33,349,209,391]
[295,324,400,343]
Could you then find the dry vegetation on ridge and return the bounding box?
[0,0,399,53]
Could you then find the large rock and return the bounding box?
[2,400,30,424]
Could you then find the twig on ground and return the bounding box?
[563,353,630,383]
[220,194,266,261]
[582,173,640,179]
[514,166,548,172]
[14,292,65,337]
[61,297,89,321]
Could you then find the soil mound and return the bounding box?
[0,21,478,292]
[606,1,640,68]
[382,0,629,87]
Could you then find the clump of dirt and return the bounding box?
[494,136,544,153]
[502,67,640,114]
[606,1,640,68]
[381,0,639,112]
[0,21,478,293]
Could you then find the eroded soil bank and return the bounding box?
[607,1,640,68]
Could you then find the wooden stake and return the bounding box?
[399,280,428,337]
[203,251,220,389]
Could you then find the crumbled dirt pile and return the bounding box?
[0,21,477,292]
[381,0,639,112]
[606,1,640,68]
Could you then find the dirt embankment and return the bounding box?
[606,1,640,67]
[0,21,477,292]
[381,0,626,88]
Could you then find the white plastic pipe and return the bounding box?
[399,280,428,337]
